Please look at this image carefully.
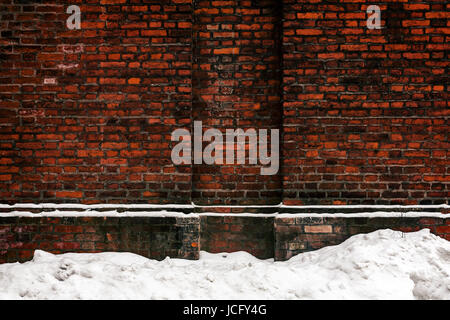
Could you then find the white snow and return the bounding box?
[0,211,447,218]
[276,211,448,218]
[199,211,447,218]
[0,203,447,218]
[0,203,194,209]
[0,229,449,300]
[0,202,447,210]
[0,209,447,218]
[0,210,198,218]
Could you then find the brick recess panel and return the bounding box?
[274,216,450,260]
[200,215,275,259]
[192,0,282,205]
[0,216,200,264]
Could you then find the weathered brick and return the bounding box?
[0,216,200,263]
[304,225,333,234]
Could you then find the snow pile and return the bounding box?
[0,229,448,300]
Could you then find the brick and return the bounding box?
[436,226,450,234]
[296,13,323,19]
[55,191,83,198]
[304,225,333,234]
[213,48,239,55]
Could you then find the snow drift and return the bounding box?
[0,229,449,299]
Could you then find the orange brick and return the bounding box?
[305,225,333,233]
[213,47,239,54]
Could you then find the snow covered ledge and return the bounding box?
[0,202,448,214]
[0,203,448,263]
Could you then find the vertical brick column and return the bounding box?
[192,0,283,205]
[200,215,274,258]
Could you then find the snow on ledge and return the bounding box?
[0,202,447,210]
[276,211,448,218]
[200,211,448,218]
[0,203,447,218]
[281,204,449,209]
[0,210,199,218]
[194,203,449,209]
[0,210,447,218]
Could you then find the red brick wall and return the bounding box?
[0,0,192,204]
[0,1,448,206]
[282,1,449,205]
